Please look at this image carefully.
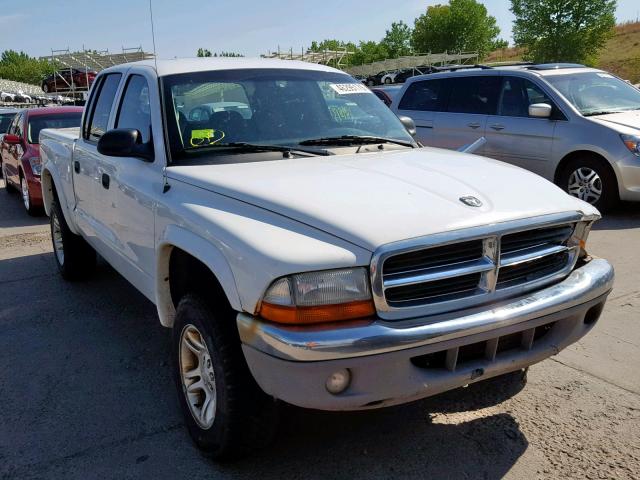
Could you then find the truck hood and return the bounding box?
[588,110,640,132]
[167,147,597,251]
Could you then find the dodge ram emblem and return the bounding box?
[459,196,483,207]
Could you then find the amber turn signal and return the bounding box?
[260,300,376,325]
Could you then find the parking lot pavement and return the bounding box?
[1,178,639,479]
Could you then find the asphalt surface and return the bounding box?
[1,177,639,479]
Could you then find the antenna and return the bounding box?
[148,0,159,70]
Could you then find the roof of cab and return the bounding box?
[101,57,345,77]
[25,106,84,117]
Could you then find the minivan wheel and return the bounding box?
[558,156,617,212]
[172,294,278,460]
[50,200,96,280]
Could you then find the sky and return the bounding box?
[0,0,639,60]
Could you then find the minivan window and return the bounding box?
[86,73,122,141]
[498,77,555,117]
[398,79,448,111]
[116,75,152,143]
[546,72,640,116]
[447,76,500,115]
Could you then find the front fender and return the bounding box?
[155,225,242,327]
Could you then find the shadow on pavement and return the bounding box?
[592,202,640,231]
[1,252,529,480]
[0,179,48,230]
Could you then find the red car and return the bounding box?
[41,68,97,93]
[1,106,83,215]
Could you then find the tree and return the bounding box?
[197,48,212,57]
[411,0,501,58]
[0,50,56,85]
[510,0,616,64]
[380,21,413,58]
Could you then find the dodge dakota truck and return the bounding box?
[39,58,614,460]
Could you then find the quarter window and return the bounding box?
[398,79,448,111]
[116,75,152,143]
[446,76,500,115]
[85,73,122,142]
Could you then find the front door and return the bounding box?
[484,76,558,177]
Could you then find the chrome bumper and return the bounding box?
[237,259,614,362]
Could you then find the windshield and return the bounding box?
[162,68,413,162]
[546,72,640,116]
[28,112,82,144]
[0,113,16,133]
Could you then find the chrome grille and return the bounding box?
[371,214,585,321]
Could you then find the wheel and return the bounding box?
[172,294,278,460]
[384,77,392,84]
[367,80,375,87]
[3,163,15,193]
[42,83,49,93]
[20,176,40,216]
[557,156,617,212]
[50,200,96,280]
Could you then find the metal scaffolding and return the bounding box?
[344,52,479,76]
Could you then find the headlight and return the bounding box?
[28,157,42,176]
[621,134,640,157]
[260,267,375,325]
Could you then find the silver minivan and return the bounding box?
[392,64,640,211]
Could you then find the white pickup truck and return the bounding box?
[40,58,614,460]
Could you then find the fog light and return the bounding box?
[325,368,351,395]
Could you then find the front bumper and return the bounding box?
[237,258,614,410]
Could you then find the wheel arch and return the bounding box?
[156,226,242,328]
[554,150,619,188]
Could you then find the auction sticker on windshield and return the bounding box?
[330,83,372,95]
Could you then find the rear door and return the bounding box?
[395,78,449,145]
[433,75,501,151]
[484,76,559,177]
[72,72,122,236]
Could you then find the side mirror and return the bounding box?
[398,115,417,137]
[97,128,153,161]
[3,134,20,145]
[529,103,552,119]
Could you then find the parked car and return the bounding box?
[380,69,402,85]
[1,106,82,214]
[365,71,388,86]
[393,63,640,211]
[0,107,19,175]
[371,86,403,107]
[393,65,442,84]
[41,68,97,93]
[40,58,613,460]
[1,92,15,102]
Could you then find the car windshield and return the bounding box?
[0,113,16,133]
[546,72,640,116]
[27,112,82,144]
[162,68,413,162]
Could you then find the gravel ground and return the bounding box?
[0,178,639,479]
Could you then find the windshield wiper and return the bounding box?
[193,142,331,157]
[583,110,622,117]
[299,135,415,148]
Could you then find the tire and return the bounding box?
[20,175,40,216]
[50,200,96,280]
[42,83,49,93]
[172,294,278,460]
[384,77,392,84]
[557,155,618,212]
[367,80,375,87]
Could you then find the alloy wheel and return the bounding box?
[21,177,30,210]
[179,324,217,429]
[567,167,602,205]
[51,210,65,265]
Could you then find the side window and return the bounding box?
[85,73,122,142]
[447,76,501,115]
[498,77,528,117]
[523,79,553,107]
[116,75,152,143]
[398,79,448,111]
[8,113,20,135]
[14,112,25,138]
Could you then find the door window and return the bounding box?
[85,73,122,142]
[497,77,559,118]
[446,76,500,115]
[398,79,448,111]
[116,75,152,143]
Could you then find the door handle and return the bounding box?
[490,124,505,131]
[101,173,110,189]
[467,122,481,129]
[74,161,80,173]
